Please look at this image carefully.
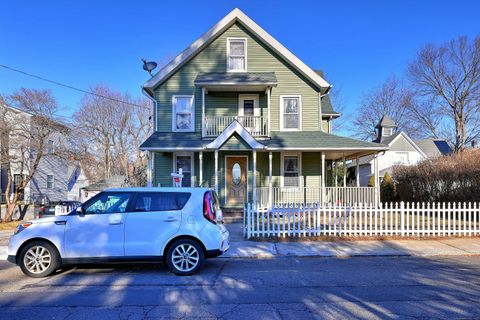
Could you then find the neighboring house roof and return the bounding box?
[143,8,331,93]
[414,139,452,157]
[376,132,400,144]
[375,115,396,128]
[81,175,126,192]
[194,72,277,86]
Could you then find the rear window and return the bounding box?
[133,192,191,212]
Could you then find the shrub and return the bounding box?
[380,172,396,202]
[367,175,375,187]
[393,149,480,202]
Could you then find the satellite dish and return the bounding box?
[141,59,157,76]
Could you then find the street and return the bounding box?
[0,256,480,319]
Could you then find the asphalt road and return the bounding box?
[0,256,480,319]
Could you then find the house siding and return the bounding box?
[154,22,321,133]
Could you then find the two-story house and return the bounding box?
[140,8,387,208]
[353,115,452,186]
[0,103,69,206]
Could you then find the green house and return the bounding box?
[140,8,387,208]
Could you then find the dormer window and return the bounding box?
[227,38,247,72]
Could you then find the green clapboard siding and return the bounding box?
[153,152,173,187]
[154,22,321,132]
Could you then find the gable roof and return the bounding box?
[375,115,396,129]
[143,8,331,93]
[205,120,266,150]
[414,139,452,157]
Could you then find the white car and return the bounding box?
[7,187,230,277]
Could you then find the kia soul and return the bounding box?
[7,188,230,277]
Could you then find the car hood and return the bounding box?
[30,215,69,224]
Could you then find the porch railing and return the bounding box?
[203,115,268,137]
[255,187,376,207]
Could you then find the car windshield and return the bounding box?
[83,192,132,214]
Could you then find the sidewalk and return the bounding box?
[1,225,480,261]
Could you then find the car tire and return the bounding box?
[166,238,205,276]
[18,240,61,278]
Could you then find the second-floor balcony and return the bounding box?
[203,115,268,138]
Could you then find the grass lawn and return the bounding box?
[0,220,21,231]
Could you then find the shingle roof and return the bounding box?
[140,132,204,149]
[414,139,452,157]
[264,131,388,150]
[375,115,396,128]
[81,175,126,192]
[194,72,277,86]
[374,132,400,144]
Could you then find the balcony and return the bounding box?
[203,115,268,138]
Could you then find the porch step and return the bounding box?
[222,208,244,223]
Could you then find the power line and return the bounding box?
[0,64,147,108]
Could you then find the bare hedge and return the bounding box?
[393,149,480,202]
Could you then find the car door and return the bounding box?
[124,192,190,257]
[64,192,134,258]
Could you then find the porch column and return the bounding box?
[356,156,360,187]
[253,150,257,205]
[321,152,326,205]
[201,88,206,137]
[268,151,273,207]
[334,161,338,188]
[374,153,379,205]
[267,87,271,135]
[214,150,219,193]
[146,151,153,187]
[199,151,203,187]
[342,155,346,187]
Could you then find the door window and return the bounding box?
[133,192,191,212]
[175,154,192,187]
[83,192,133,214]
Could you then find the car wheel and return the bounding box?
[18,240,60,278]
[166,239,205,276]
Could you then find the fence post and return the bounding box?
[243,205,246,238]
[400,201,405,237]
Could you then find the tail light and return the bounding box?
[203,191,216,224]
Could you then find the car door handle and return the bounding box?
[109,220,123,225]
[163,217,178,222]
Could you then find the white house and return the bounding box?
[354,115,452,186]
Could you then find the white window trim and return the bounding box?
[280,152,302,188]
[173,152,195,187]
[172,95,195,132]
[280,95,302,131]
[226,37,247,72]
[47,175,55,189]
[238,94,259,116]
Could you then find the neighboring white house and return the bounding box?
[353,115,452,186]
[67,164,89,202]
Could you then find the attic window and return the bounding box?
[383,128,393,136]
[227,38,247,72]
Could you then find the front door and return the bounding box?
[226,156,247,206]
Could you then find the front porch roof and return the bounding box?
[140,130,388,158]
[194,72,277,92]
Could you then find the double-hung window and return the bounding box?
[282,154,301,187]
[175,153,193,187]
[227,38,247,72]
[172,95,194,132]
[47,175,55,189]
[281,96,301,130]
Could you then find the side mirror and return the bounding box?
[76,207,85,216]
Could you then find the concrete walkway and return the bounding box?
[1,224,480,261]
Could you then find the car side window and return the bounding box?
[84,192,133,215]
[133,192,191,212]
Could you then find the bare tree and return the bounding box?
[408,36,480,151]
[0,89,68,222]
[72,85,151,184]
[352,77,422,140]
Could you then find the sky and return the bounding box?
[1,0,479,127]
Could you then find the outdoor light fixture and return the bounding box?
[141,59,157,76]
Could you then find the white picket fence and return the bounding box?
[243,202,480,239]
